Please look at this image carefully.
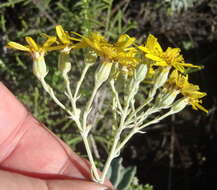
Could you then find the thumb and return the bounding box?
[0,169,111,190]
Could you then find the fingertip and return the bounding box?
[0,169,113,190]
[46,179,113,190]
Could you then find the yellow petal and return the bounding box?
[146,34,163,54]
[71,31,83,38]
[7,42,30,52]
[46,45,67,51]
[115,34,135,48]
[169,70,178,80]
[73,42,88,49]
[69,36,81,41]
[43,36,57,48]
[25,37,39,51]
[146,53,163,62]
[165,47,181,58]
[40,33,51,38]
[40,33,58,48]
[173,64,185,73]
[138,45,150,53]
[191,101,208,113]
[197,104,208,113]
[180,62,202,69]
[56,25,70,44]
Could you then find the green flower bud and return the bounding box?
[156,89,179,109]
[171,97,189,114]
[58,53,71,76]
[84,50,97,65]
[95,61,113,87]
[154,66,170,89]
[126,64,148,102]
[135,64,148,83]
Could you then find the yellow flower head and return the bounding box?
[166,70,208,113]
[73,32,107,50]
[138,34,201,73]
[114,34,139,72]
[74,32,139,74]
[7,35,60,60]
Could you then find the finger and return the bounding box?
[0,82,90,179]
[0,82,112,187]
[0,169,112,190]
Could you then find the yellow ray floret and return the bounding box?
[138,34,202,73]
[114,34,136,49]
[55,25,79,46]
[73,32,110,55]
[7,35,62,60]
[167,70,208,113]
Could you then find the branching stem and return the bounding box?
[40,78,72,116]
[115,110,173,154]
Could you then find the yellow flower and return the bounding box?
[74,32,139,73]
[7,35,61,60]
[138,34,201,73]
[7,35,64,79]
[166,70,208,113]
[55,25,79,53]
[73,32,107,50]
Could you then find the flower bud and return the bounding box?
[134,64,148,83]
[154,66,170,89]
[95,61,113,87]
[84,50,97,65]
[170,97,189,114]
[126,64,148,101]
[156,89,179,109]
[33,54,48,80]
[58,53,71,76]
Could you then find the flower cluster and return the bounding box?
[7,25,207,112]
[166,70,207,112]
[6,24,208,184]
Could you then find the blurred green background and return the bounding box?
[0,0,217,190]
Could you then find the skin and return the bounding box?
[0,82,112,190]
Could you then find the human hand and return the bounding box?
[0,82,112,190]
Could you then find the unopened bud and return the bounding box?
[84,50,97,65]
[156,89,179,109]
[127,64,148,101]
[95,61,113,87]
[58,53,71,76]
[135,64,148,83]
[171,97,189,114]
[154,66,170,89]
